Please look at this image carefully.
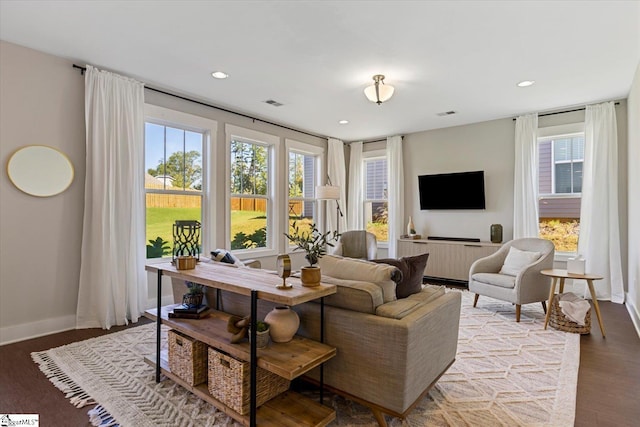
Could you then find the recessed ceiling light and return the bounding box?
[517,80,535,87]
[211,71,229,79]
[338,120,349,125]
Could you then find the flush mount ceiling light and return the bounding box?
[211,71,229,79]
[364,74,395,105]
[517,80,535,87]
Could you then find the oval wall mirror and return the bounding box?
[7,145,74,197]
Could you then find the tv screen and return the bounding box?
[419,171,486,210]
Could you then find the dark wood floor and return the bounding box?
[1,303,638,426]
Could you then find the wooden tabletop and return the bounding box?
[541,268,603,281]
[146,261,336,306]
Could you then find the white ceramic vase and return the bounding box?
[264,306,300,343]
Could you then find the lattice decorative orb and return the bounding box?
[172,220,201,264]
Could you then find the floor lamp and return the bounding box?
[316,183,344,234]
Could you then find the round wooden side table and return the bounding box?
[541,269,606,337]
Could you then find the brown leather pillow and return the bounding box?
[372,253,429,299]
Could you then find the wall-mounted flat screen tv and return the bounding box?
[418,170,486,210]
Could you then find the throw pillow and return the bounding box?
[210,249,244,266]
[373,253,429,299]
[499,246,541,276]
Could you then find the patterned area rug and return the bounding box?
[32,290,579,426]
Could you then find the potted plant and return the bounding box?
[182,281,204,308]
[284,222,339,287]
[250,320,270,348]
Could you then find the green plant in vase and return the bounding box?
[284,221,339,286]
[182,281,204,308]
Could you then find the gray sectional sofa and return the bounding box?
[171,254,461,426]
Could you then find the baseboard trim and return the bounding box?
[625,292,640,339]
[0,314,76,346]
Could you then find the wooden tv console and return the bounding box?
[398,238,501,283]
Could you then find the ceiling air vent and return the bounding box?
[437,110,457,116]
[264,99,284,107]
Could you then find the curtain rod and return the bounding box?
[72,64,327,140]
[512,101,621,121]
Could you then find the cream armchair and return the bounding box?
[469,238,554,322]
[332,230,377,260]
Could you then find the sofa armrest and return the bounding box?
[469,244,509,278]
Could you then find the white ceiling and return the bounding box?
[1,1,639,142]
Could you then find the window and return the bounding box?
[363,156,388,243]
[538,126,584,253]
[286,140,322,244]
[144,122,204,259]
[227,125,278,253]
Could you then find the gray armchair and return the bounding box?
[332,230,377,260]
[469,238,554,322]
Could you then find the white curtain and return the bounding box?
[76,65,147,329]
[347,141,363,230]
[387,136,404,258]
[513,113,540,239]
[327,138,347,234]
[578,102,624,303]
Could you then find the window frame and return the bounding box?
[362,149,389,247]
[537,123,584,258]
[144,104,216,261]
[225,124,280,257]
[285,139,325,252]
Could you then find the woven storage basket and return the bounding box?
[207,347,290,415]
[549,294,591,334]
[168,329,208,386]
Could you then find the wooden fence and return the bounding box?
[146,194,304,215]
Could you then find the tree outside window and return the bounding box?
[287,151,317,240]
[230,139,269,249]
[145,122,203,258]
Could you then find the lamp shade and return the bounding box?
[364,83,395,104]
[316,185,340,200]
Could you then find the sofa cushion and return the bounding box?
[375,285,445,319]
[319,255,398,303]
[317,276,384,313]
[372,253,429,299]
[499,246,541,276]
[471,272,516,289]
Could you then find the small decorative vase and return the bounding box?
[182,292,203,308]
[407,216,416,236]
[264,306,300,343]
[490,224,503,244]
[249,329,270,349]
[300,266,321,287]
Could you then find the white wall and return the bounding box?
[627,62,640,335]
[0,41,85,344]
[403,118,515,242]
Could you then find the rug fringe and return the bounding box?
[31,351,97,409]
[88,405,119,427]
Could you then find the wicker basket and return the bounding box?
[207,347,290,415]
[168,330,208,385]
[549,294,591,334]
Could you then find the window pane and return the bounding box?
[365,201,388,242]
[572,162,583,193]
[554,139,570,162]
[145,124,203,191]
[555,163,572,193]
[230,197,268,249]
[231,140,268,196]
[365,159,387,199]
[287,202,315,246]
[146,193,201,258]
[572,136,584,161]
